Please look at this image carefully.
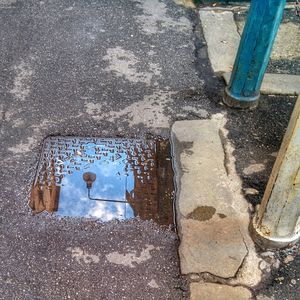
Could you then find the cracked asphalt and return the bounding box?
[0,0,299,299]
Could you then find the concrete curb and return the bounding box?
[171,117,280,299]
[199,10,239,75]
[199,9,300,96]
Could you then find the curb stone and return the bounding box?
[171,118,265,297]
[190,283,252,300]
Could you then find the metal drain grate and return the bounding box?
[29,137,174,225]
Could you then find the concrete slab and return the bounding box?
[172,118,264,285]
[180,218,247,277]
[201,9,300,95]
[172,119,248,278]
[199,10,240,74]
[172,120,237,219]
[190,283,252,300]
[223,72,300,96]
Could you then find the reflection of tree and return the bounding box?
[125,140,174,226]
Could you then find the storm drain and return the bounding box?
[29,136,174,226]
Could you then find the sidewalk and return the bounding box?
[199,4,300,94]
[171,2,300,299]
[0,0,299,299]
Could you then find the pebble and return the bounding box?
[261,251,275,258]
[284,255,294,264]
[291,279,296,285]
[277,277,284,281]
[244,187,260,195]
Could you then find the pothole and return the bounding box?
[29,136,174,226]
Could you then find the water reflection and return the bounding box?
[29,137,174,225]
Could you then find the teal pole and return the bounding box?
[223,0,286,109]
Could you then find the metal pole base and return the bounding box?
[223,87,259,109]
[250,217,300,250]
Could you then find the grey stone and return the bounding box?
[190,283,252,300]
[223,72,300,96]
[171,120,237,219]
[199,10,240,74]
[171,119,262,282]
[179,218,247,277]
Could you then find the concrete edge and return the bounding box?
[223,72,300,96]
[200,9,300,96]
[170,124,185,236]
[199,9,240,75]
[170,117,269,293]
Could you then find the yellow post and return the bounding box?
[251,95,300,249]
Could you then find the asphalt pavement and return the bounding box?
[0,0,206,299]
[0,0,299,299]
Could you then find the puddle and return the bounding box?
[29,137,174,226]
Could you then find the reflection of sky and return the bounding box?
[56,150,135,221]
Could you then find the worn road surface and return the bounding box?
[0,0,207,299]
[0,0,299,299]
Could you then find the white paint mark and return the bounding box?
[103,47,161,85]
[106,244,157,268]
[256,294,275,300]
[135,0,190,34]
[10,61,34,101]
[67,247,100,264]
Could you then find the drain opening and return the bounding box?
[29,136,174,226]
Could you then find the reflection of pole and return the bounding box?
[124,167,128,218]
[87,189,127,203]
[223,0,286,108]
[251,95,300,248]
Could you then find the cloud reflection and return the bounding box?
[57,152,135,220]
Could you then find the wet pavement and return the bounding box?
[0,0,299,299]
[0,0,204,299]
